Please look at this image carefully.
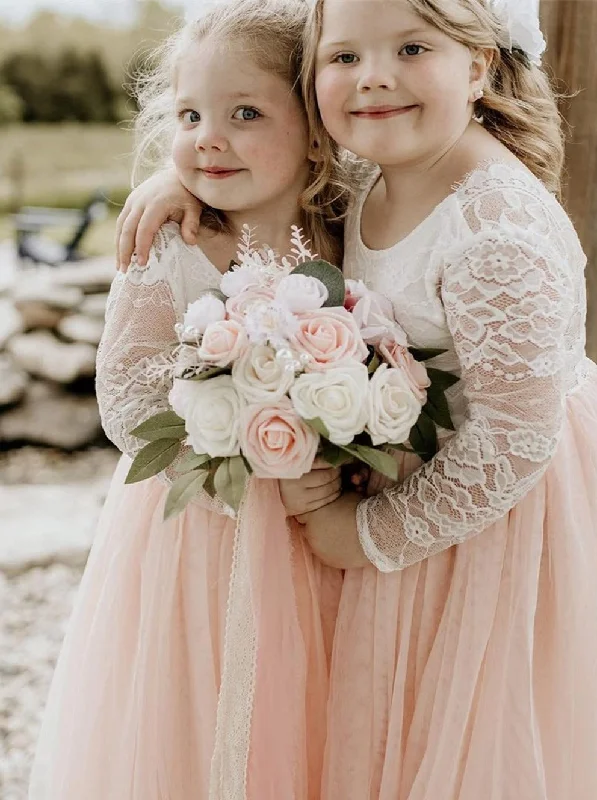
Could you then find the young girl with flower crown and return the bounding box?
[28,2,360,798]
[120,0,597,797]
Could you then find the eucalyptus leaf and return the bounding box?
[189,366,230,381]
[351,444,398,481]
[426,367,460,392]
[320,442,354,468]
[307,417,330,439]
[214,457,248,511]
[292,259,346,307]
[423,389,455,432]
[125,439,181,484]
[163,470,209,521]
[197,287,227,304]
[174,451,212,474]
[130,411,186,442]
[203,470,216,499]
[409,411,438,462]
[409,347,447,363]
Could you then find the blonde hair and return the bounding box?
[133,0,348,263]
[302,0,565,195]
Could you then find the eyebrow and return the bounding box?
[175,91,257,106]
[318,28,433,52]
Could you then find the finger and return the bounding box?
[312,457,337,469]
[134,205,170,267]
[180,206,201,245]
[115,198,133,266]
[119,207,144,270]
[306,467,341,487]
[303,488,341,515]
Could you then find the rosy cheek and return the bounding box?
[315,72,345,127]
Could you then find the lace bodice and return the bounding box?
[96,223,226,505]
[347,161,592,572]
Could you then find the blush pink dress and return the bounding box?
[29,161,597,800]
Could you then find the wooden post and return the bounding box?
[540,0,597,358]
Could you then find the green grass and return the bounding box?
[0,122,133,256]
[0,122,133,214]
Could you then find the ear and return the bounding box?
[469,47,493,93]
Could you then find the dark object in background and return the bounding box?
[13,191,108,267]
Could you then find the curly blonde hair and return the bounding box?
[302,0,565,195]
[133,0,350,263]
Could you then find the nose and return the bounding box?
[356,58,398,93]
[194,123,229,153]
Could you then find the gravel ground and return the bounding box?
[0,447,119,800]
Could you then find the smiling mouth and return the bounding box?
[200,168,243,179]
[351,105,418,119]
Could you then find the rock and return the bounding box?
[7,331,96,383]
[49,257,115,294]
[0,355,29,407]
[0,481,109,575]
[58,313,104,346]
[15,300,66,331]
[11,272,83,311]
[0,382,103,449]
[0,299,23,348]
[79,293,109,318]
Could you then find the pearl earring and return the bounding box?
[473,88,484,101]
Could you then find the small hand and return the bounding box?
[115,169,203,271]
[296,492,370,570]
[279,458,342,518]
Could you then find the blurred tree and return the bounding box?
[541,0,597,358]
[0,84,24,125]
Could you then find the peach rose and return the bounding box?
[225,288,275,323]
[292,307,368,372]
[240,398,319,479]
[378,339,430,404]
[198,319,248,367]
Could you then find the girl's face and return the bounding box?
[173,38,312,216]
[315,0,484,167]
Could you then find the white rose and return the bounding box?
[232,345,295,403]
[491,0,546,65]
[183,375,244,457]
[275,274,328,313]
[168,378,200,419]
[183,294,226,335]
[290,363,369,446]
[220,265,261,298]
[351,288,405,346]
[366,364,422,446]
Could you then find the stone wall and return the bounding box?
[0,258,115,450]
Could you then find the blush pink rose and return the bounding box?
[378,339,431,404]
[240,398,319,479]
[226,288,275,323]
[198,319,248,367]
[292,307,368,372]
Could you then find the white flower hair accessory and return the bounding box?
[490,0,546,66]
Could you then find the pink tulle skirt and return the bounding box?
[29,368,597,799]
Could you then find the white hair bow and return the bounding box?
[490,0,546,65]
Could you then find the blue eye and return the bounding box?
[181,110,200,124]
[233,107,261,121]
[333,53,358,65]
[400,44,427,57]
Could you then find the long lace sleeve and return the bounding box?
[96,231,182,460]
[357,227,575,571]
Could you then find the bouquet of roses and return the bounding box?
[125,226,457,519]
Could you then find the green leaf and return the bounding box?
[423,389,455,432]
[130,411,186,442]
[241,455,254,475]
[125,439,181,484]
[367,351,381,375]
[292,259,346,308]
[197,287,227,304]
[214,457,248,511]
[189,366,230,381]
[307,417,330,439]
[320,442,355,468]
[409,348,447,363]
[174,451,212,473]
[426,367,459,392]
[409,411,438,462]
[163,470,209,521]
[203,470,216,499]
[350,444,399,481]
